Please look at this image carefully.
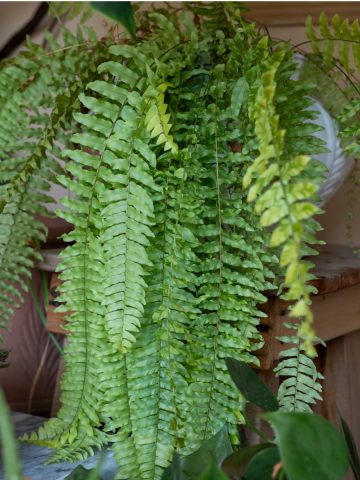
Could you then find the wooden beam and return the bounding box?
[243,2,360,26]
[272,282,360,359]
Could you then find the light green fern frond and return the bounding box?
[243,42,325,411]
[244,46,320,355]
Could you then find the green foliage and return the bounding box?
[2,4,353,480]
[163,425,232,480]
[223,359,350,480]
[0,26,110,348]
[267,411,349,480]
[0,388,22,480]
[222,443,274,479]
[243,447,281,480]
[90,2,136,40]
[197,460,229,480]
[274,324,324,412]
[65,465,102,480]
[339,413,360,479]
[225,358,279,412]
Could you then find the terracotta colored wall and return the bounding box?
[0,270,62,415]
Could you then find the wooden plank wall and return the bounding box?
[243,2,360,25]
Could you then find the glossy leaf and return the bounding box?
[225,358,279,411]
[161,454,182,480]
[266,412,349,480]
[222,443,274,479]
[339,413,360,479]
[0,388,22,480]
[181,426,233,479]
[90,2,136,39]
[198,459,230,480]
[243,446,281,480]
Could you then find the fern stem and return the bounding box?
[203,94,224,439]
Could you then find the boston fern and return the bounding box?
[0,3,355,479]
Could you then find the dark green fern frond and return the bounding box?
[167,34,278,453]
[0,27,109,345]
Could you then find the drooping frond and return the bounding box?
[7,6,340,477]
[243,41,326,411]
[25,51,153,451]
[0,28,107,340]
[103,46,200,480]
[116,148,199,479]
[170,33,278,453]
[25,37,187,466]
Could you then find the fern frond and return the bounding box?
[166,34,278,453]
[306,13,360,72]
[28,39,186,469]
[274,324,323,411]
[118,148,199,479]
[0,27,109,345]
[28,58,153,455]
[103,46,197,480]
[243,42,325,411]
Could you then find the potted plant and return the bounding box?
[0,2,359,479]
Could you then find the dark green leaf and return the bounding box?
[225,358,279,411]
[90,2,136,39]
[182,425,233,479]
[222,442,274,479]
[198,459,230,480]
[65,465,102,480]
[244,447,281,480]
[0,388,22,480]
[266,412,349,480]
[339,413,360,479]
[162,454,182,480]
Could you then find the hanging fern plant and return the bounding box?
[2,2,357,479]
